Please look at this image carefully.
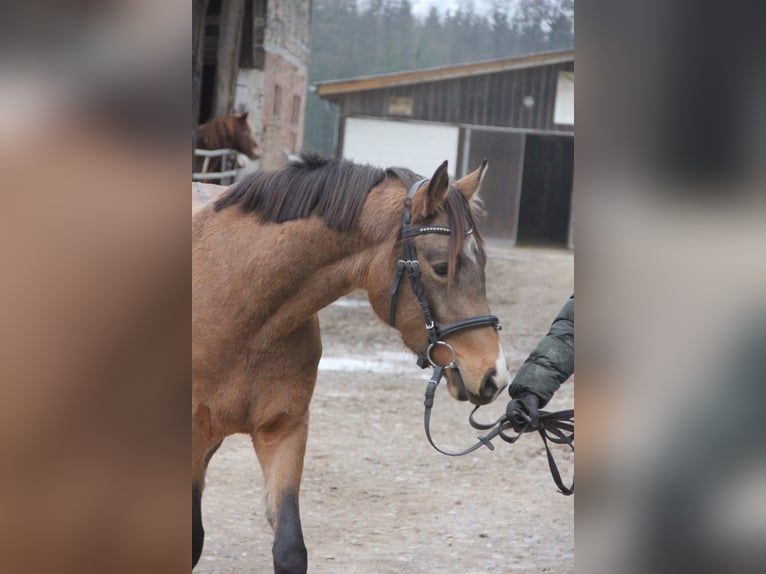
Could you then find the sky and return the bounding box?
[410,0,463,17]
[402,0,496,18]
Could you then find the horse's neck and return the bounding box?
[201,211,378,337]
[197,119,230,149]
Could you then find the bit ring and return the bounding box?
[426,341,457,369]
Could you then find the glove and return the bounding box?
[506,392,540,432]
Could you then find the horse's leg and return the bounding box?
[252,411,310,574]
[251,318,320,574]
[192,403,223,569]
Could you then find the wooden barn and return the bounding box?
[314,50,574,246]
[193,0,312,172]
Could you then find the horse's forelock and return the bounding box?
[443,188,484,285]
[386,167,484,285]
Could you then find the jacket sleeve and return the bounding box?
[508,295,573,407]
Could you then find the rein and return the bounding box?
[390,178,574,495]
[469,405,574,496]
[425,375,575,495]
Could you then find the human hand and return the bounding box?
[506,392,540,431]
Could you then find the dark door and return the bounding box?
[517,135,573,245]
[466,130,526,240]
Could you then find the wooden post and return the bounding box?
[568,179,575,250]
[192,0,210,151]
[214,0,246,119]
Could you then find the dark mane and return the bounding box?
[214,152,386,232]
[215,155,483,280]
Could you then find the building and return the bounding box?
[314,50,574,246]
[193,0,312,172]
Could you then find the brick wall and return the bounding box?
[259,50,307,170]
[234,0,310,172]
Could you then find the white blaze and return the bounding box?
[463,234,479,263]
[493,343,511,399]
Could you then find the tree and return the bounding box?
[414,7,444,68]
[548,0,574,51]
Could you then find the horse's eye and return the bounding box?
[431,262,448,277]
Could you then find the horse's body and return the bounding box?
[194,109,259,173]
[192,154,509,573]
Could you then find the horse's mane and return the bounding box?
[214,153,483,277]
[213,153,386,232]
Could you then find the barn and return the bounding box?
[314,50,574,246]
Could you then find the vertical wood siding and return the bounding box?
[332,61,574,134]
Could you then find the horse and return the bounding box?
[191,153,511,573]
[194,108,259,174]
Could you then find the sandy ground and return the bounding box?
[194,187,574,573]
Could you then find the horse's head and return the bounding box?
[229,109,259,159]
[366,160,510,405]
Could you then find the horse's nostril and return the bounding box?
[479,368,499,400]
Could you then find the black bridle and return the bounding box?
[390,178,574,494]
[388,178,500,455]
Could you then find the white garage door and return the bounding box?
[342,117,459,178]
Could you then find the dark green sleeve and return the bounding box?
[508,295,573,407]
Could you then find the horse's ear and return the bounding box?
[237,110,249,122]
[453,159,488,206]
[412,160,449,221]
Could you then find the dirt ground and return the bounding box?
[194,200,574,573]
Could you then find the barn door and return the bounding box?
[517,135,574,245]
[466,130,526,240]
[342,117,459,178]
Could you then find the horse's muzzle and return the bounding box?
[448,367,506,405]
[478,367,504,403]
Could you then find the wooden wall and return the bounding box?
[324,57,575,243]
[332,61,574,134]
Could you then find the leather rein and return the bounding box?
[390,179,574,495]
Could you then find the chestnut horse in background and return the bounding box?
[194,107,259,173]
[192,154,510,573]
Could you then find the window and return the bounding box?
[553,71,574,126]
[273,85,282,118]
[239,0,266,70]
[291,95,301,124]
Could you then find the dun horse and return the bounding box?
[192,154,510,573]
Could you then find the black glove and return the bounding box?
[506,392,540,432]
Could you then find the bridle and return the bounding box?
[388,178,500,456]
[389,178,574,495]
[388,178,501,371]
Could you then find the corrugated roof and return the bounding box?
[314,49,574,97]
